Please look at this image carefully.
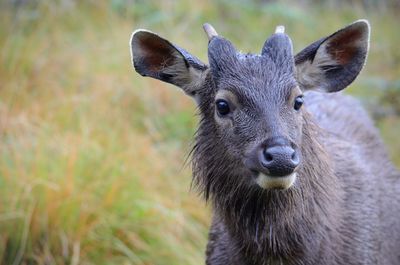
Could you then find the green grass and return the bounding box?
[0,1,399,264]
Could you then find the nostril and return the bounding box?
[264,150,273,162]
[291,150,300,165]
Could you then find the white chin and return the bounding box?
[256,172,297,190]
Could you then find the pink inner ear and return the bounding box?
[326,27,364,65]
[138,34,176,72]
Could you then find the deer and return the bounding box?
[130,20,400,265]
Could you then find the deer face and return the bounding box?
[206,31,304,189]
[131,21,369,190]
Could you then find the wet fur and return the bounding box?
[195,91,400,265]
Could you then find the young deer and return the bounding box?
[130,20,400,265]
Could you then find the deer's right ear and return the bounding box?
[130,30,208,99]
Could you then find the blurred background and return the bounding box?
[0,0,399,264]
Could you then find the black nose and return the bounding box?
[262,145,299,176]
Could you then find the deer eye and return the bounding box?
[294,95,304,111]
[216,99,230,116]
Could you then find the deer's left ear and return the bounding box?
[295,20,370,92]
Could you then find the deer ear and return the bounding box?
[295,20,370,92]
[130,30,208,99]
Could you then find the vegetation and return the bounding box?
[0,1,399,264]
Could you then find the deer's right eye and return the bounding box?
[294,95,304,111]
[216,99,230,116]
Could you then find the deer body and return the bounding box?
[130,20,400,265]
[205,91,400,265]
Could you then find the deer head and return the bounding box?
[130,20,370,190]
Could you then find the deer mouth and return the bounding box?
[255,172,297,190]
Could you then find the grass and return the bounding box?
[0,1,399,264]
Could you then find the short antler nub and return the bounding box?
[203,23,218,40]
[275,25,285,34]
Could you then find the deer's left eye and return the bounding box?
[294,95,304,111]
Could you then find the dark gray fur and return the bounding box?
[130,21,400,265]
